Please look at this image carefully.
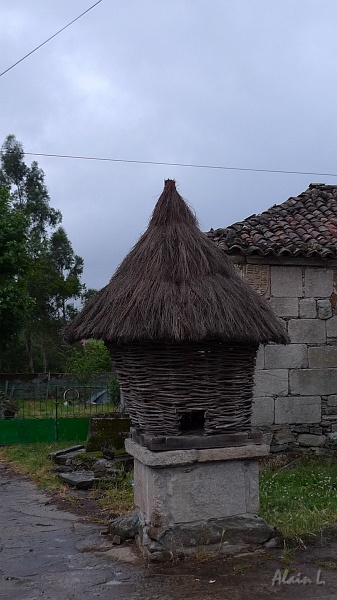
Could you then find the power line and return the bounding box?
[16,151,337,178]
[0,0,104,78]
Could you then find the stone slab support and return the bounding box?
[125,439,272,560]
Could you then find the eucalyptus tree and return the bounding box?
[0,135,85,372]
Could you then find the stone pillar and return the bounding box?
[125,439,273,561]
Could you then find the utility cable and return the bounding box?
[0,0,104,78]
[13,151,337,178]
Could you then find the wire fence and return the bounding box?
[0,380,121,420]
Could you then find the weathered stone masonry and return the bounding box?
[238,258,337,454]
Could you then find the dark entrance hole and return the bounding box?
[180,411,205,434]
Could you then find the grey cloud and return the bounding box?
[1,0,337,289]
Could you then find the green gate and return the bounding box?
[0,381,119,445]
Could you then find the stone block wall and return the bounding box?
[237,260,337,454]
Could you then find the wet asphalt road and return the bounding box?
[2,461,337,599]
[0,462,143,600]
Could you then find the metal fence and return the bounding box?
[0,378,121,445]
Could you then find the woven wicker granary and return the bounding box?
[65,180,288,447]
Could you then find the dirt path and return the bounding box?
[1,461,337,599]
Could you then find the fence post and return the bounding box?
[55,387,59,442]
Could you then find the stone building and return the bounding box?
[208,183,337,453]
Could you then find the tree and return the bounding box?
[48,227,84,321]
[67,339,113,382]
[0,135,84,372]
[0,134,61,234]
[81,287,98,306]
[0,187,31,352]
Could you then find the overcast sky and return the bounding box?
[1,0,337,290]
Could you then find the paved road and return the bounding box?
[2,461,337,600]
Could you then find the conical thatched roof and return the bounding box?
[65,180,288,345]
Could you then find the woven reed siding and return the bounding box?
[110,342,258,436]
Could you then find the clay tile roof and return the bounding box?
[207,184,337,258]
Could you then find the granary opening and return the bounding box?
[179,410,205,434]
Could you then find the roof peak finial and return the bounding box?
[164,179,176,190]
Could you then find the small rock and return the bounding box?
[148,540,163,552]
[51,465,74,473]
[309,427,323,434]
[298,434,326,447]
[270,444,289,453]
[53,449,86,465]
[105,547,138,563]
[112,535,121,545]
[317,299,332,320]
[48,445,85,461]
[261,432,273,445]
[76,534,116,552]
[92,458,121,478]
[264,536,283,549]
[109,511,140,541]
[102,447,115,460]
[272,427,296,445]
[327,432,337,446]
[325,408,337,415]
[93,458,111,476]
[314,448,334,457]
[327,396,337,407]
[60,471,95,489]
[293,426,310,433]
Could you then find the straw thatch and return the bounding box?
[65,180,288,345]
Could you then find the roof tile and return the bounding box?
[207,184,337,258]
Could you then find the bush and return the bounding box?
[108,378,120,408]
[67,339,113,383]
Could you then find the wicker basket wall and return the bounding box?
[109,341,258,436]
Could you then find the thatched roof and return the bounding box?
[65,180,288,345]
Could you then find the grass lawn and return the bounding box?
[1,443,337,538]
[260,455,337,539]
[0,441,134,519]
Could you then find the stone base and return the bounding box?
[125,439,272,561]
[137,513,274,561]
